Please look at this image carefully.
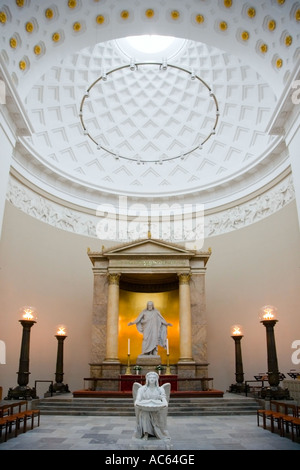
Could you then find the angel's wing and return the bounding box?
[161,383,171,404]
[132,382,142,403]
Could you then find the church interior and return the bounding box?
[0,0,300,440]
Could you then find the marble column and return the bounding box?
[178,273,193,362]
[105,273,121,362]
[190,273,207,364]
[90,271,108,373]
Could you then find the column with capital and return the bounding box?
[105,273,121,362]
[178,272,193,362]
[90,271,108,369]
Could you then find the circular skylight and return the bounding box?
[115,35,187,61]
[126,35,176,54]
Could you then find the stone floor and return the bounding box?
[0,413,299,451]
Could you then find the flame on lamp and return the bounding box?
[231,324,243,336]
[263,309,274,320]
[20,306,36,321]
[56,325,67,336]
[260,305,278,322]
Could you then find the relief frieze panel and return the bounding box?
[7,173,295,240]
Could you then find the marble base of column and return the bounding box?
[177,361,196,391]
[101,361,121,390]
[89,363,103,378]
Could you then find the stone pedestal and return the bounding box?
[177,361,195,391]
[129,435,173,450]
[134,355,163,377]
[136,354,161,366]
[97,362,121,391]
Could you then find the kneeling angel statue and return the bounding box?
[132,371,171,441]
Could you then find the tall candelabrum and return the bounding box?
[259,305,289,399]
[50,325,69,394]
[229,325,245,393]
[6,307,38,400]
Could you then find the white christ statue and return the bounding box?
[128,301,172,355]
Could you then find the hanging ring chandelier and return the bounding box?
[79,61,219,164]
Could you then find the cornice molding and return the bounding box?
[0,57,34,136]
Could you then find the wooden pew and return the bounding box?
[257,400,298,436]
[0,404,21,441]
[0,400,40,442]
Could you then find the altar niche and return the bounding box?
[119,289,179,364]
[87,238,211,390]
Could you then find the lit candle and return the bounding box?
[166,338,169,355]
[128,338,130,355]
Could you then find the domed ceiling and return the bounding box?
[0,0,299,240]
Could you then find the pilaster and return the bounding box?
[105,273,121,363]
[90,271,108,367]
[178,272,193,363]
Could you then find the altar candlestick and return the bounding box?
[166,339,171,375]
[125,339,131,375]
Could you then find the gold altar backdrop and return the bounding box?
[118,289,179,363]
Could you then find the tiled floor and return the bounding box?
[0,414,299,451]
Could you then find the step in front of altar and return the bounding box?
[32,394,259,417]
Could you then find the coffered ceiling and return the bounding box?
[0,0,299,225]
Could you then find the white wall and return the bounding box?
[0,200,299,397]
[0,202,100,397]
[205,201,300,391]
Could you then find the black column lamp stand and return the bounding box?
[6,307,37,400]
[259,306,289,400]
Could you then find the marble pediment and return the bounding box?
[88,239,211,274]
[102,238,194,257]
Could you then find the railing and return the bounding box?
[245,380,266,397]
[245,373,287,397]
[34,380,54,397]
[83,376,214,392]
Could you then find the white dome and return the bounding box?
[1,0,299,236]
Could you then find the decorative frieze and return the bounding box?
[7,173,295,240]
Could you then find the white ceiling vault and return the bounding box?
[0,0,299,240]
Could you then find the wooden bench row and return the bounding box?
[257,400,300,441]
[0,401,40,443]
